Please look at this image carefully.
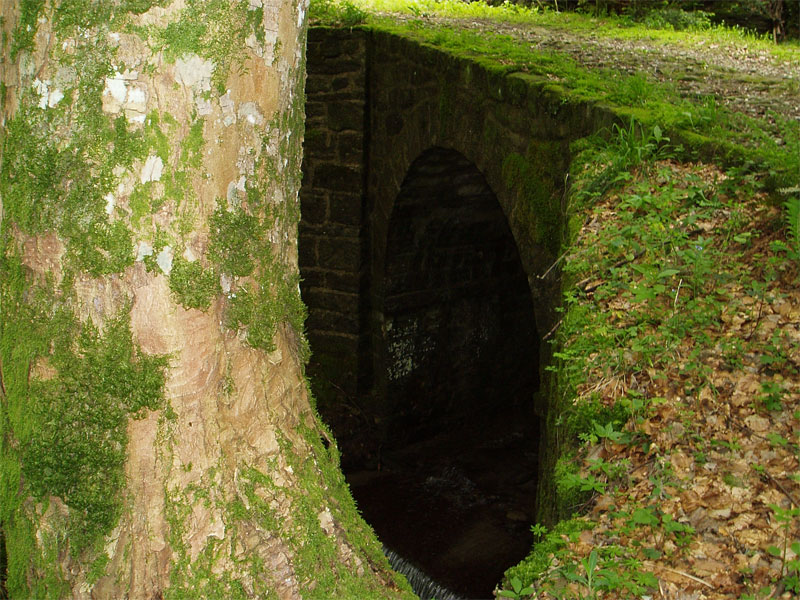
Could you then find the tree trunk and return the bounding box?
[0,2,412,598]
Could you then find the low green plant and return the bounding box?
[640,7,712,32]
[574,121,672,204]
[759,381,785,411]
[768,504,800,595]
[498,576,536,599]
[779,188,800,262]
[564,549,602,599]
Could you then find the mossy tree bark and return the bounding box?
[0,2,411,598]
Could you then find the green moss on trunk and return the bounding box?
[0,252,167,593]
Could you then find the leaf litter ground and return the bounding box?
[528,158,800,599]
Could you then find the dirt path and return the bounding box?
[379,12,800,132]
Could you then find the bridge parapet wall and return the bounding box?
[301,26,612,423]
[365,30,585,413]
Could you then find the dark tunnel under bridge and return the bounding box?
[297,25,588,599]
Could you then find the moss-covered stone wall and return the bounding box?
[300,28,368,409]
[363,29,575,421]
[302,26,597,426]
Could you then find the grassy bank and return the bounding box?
[505,124,799,599]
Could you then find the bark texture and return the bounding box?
[0,2,412,598]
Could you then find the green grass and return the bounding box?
[338,2,798,190]
[354,0,800,58]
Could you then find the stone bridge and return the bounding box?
[299,27,614,455]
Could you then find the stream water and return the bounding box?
[346,407,540,599]
[384,546,465,600]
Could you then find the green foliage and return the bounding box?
[759,381,785,411]
[309,0,368,27]
[367,5,798,188]
[768,504,800,594]
[640,7,712,32]
[503,519,590,591]
[609,73,667,107]
[516,122,798,594]
[497,576,535,599]
[777,188,800,264]
[573,120,672,205]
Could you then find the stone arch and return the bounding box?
[377,145,539,445]
[355,145,544,596]
[365,31,572,413]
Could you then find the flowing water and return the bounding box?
[384,546,466,600]
[348,407,540,598]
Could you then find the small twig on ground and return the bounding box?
[733,420,800,507]
[0,356,6,399]
[543,317,563,341]
[745,296,765,341]
[673,278,683,311]
[758,465,800,508]
[768,581,786,600]
[661,567,713,589]
[539,251,567,280]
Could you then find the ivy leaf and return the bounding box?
[632,507,659,527]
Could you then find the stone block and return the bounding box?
[326,269,361,294]
[318,238,359,271]
[306,307,359,335]
[332,76,351,91]
[309,330,359,355]
[306,74,331,94]
[328,101,364,132]
[503,73,530,107]
[314,164,363,193]
[310,59,364,76]
[298,235,317,268]
[341,37,366,56]
[313,223,359,239]
[385,113,404,136]
[299,191,328,224]
[336,131,364,163]
[304,101,327,121]
[329,194,361,226]
[299,267,325,289]
[304,289,359,315]
[303,131,336,162]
